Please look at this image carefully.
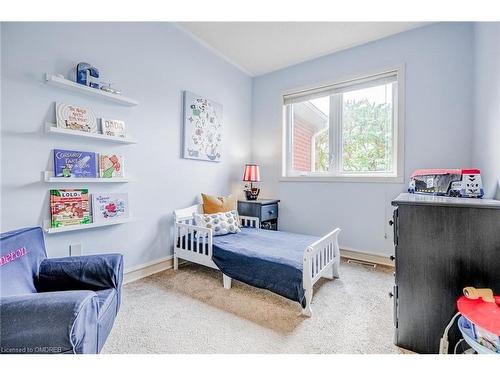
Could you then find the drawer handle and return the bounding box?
[268,210,274,215]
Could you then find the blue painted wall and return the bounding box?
[2,21,495,264]
[0,22,252,270]
[252,23,474,255]
[473,22,500,199]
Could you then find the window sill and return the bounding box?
[279,175,405,184]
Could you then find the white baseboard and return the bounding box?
[123,256,173,285]
[340,247,394,267]
[122,248,393,286]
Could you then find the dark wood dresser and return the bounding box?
[391,193,500,353]
[237,199,280,230]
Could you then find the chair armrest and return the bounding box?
[37,254,123,292]
[0,290,99,354]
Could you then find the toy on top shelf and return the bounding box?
[75,63,122,94]
[408,169,484,198]
[100,82,122,95]
[76,62,100,89]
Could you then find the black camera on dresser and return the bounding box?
[391,193,500,353]
[237,199,280,230]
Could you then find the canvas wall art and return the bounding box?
[183,91,222,162]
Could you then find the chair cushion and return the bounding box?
[0,227,47,297]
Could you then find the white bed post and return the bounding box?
[301,228,341,317]
[302,246,313,317]
[173,255,179,270]
[223,274,232,289]
[331,243,340,278]
[302,289,313,317]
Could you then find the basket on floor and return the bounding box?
[456,295,500,354]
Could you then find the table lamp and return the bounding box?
[243,164,260,200]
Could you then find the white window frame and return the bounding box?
[281,66,405,183]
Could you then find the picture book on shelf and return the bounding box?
[92,193,129,223]
[53,149,98,178]
[56,102,97,133]
[101,118,126,138]
[99,154,124,178]
[50,189,91,228]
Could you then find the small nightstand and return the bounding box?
[237,199,280,230]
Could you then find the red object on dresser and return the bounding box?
[457,295,500,335]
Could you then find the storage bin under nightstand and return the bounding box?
[237,199,280,230]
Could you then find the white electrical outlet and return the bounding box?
[69,244,82,256]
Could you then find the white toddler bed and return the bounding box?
[173,204,340,317]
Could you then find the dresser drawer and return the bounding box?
[237,201,260,218]
[260,204,278,222]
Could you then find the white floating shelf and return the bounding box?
[45,73,139,106]
[43,217,135,234]
[45,123,138,144]
[43,171,132,183]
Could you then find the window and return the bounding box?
[283,68,404,182]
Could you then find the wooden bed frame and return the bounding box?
[173,204,341,317]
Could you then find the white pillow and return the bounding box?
[194,210,241,237]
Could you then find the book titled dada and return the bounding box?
[53,149,98,178]
[92,193,129,223]
[101,118,126,138]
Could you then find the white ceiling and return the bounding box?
[177,22,429,76]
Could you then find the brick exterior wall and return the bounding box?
[293,117,315,172]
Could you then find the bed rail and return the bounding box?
[173,203,260,272]
[302,228,341,317]
[173,222,215,270]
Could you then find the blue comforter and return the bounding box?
[211,228,319,307]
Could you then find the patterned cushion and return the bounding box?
[194,210,241,237]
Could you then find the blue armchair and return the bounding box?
[0,227,123,354]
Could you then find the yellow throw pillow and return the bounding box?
[201,193,237,214]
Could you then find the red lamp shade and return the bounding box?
[243,164,260,182]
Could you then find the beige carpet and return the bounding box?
[103,260,401,354]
